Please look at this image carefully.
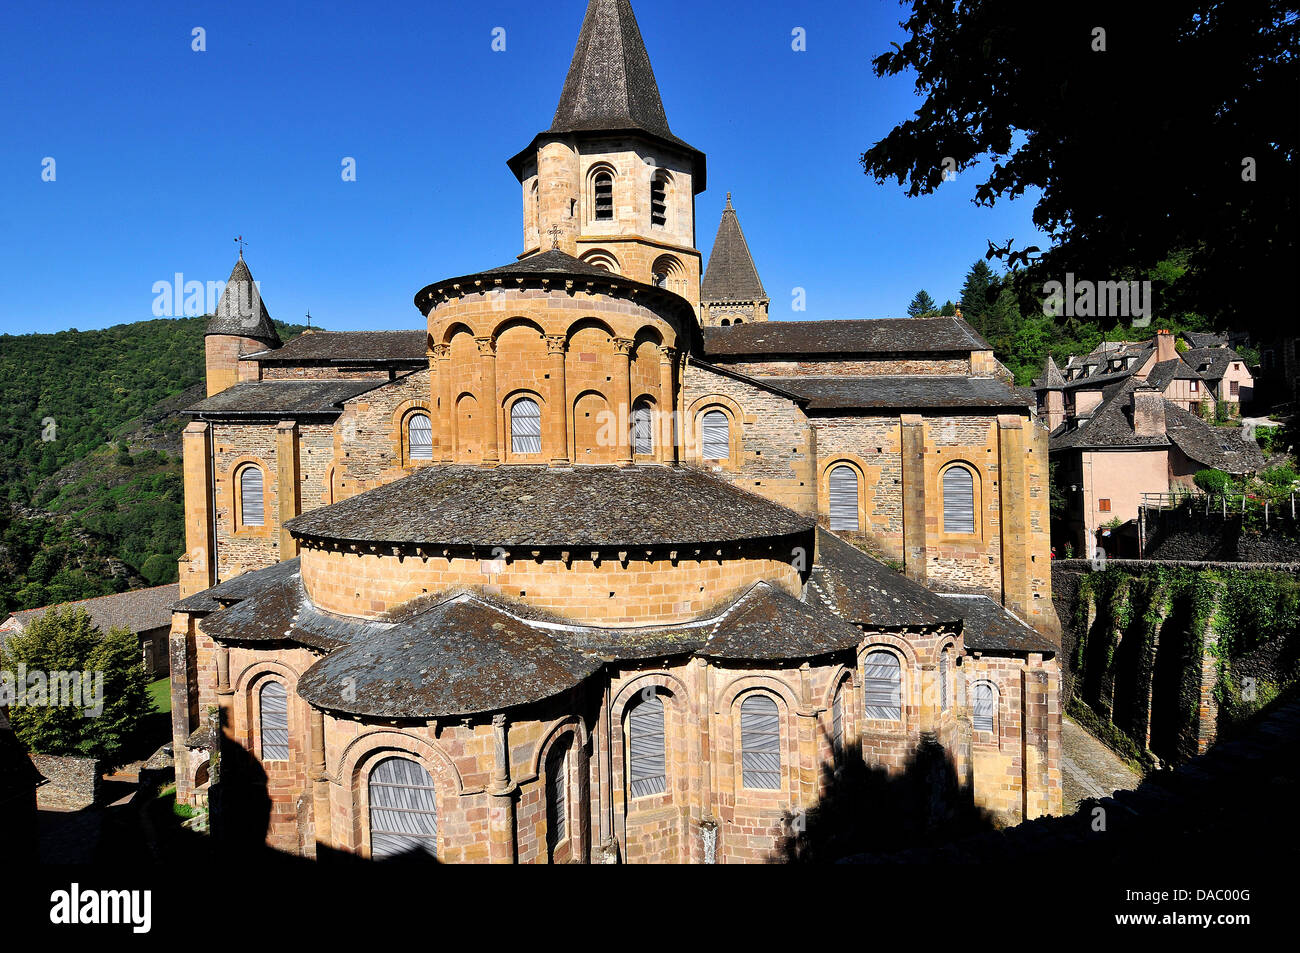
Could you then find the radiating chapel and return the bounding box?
[169,0,1063,863]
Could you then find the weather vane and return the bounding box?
[234,235,247,258]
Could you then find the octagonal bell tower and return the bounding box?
[507,0,706,313]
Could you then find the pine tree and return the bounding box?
[907,290,938,317]
[959,260,996,334]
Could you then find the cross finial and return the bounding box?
[726,192,732,208]
[305,310,312,329]
[234,235,247,258]
[548,223,562,250]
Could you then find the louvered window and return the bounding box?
[627,693,666,798]
[650,172,668,227]
[939,649,951,713]
[942,466,975,534]
[368,757,438,859]
[632,402,653,456]
[701,410,730,460]
[545,738,569,857]
[740,695,781,790]
[511,398,542,454]
[594,171,613,221]
[863,651,902,720]
[259,680,288,760]
[831,683,845,755]
[407,412,433,460]
[239,466,264,527]
[974,683,995,732]
[828,465,860,530]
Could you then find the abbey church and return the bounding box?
[169,0,1062,863]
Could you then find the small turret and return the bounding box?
[204,255,281,396]
[700,194,768,327]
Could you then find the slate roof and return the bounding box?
[185,379,384,418]
[1183,332,1228,348]
[481,248,614,279]
[250,331,426,365]
[1184,347,1242,382]
[702,317,991,357]
[1164,403,1265,473]
[2,584,178,636]
[805,530,961,628]
[1145,358,1205,391]
[1042,356,1066,388]
[1050,377,1265,473]
[763,375,1031,411]
[205,257,281,346]
[700,195,766,303]
[174,558,301,614]
[938,594,1057,655]
[285,465,814,546]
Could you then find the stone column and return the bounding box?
[487,714,516,863]
[1021,662,1052,820]
[275,420,300,560]
[613,337,634,466]
[545,334,570,465]
[476,337,499,466]
[309,707,332,850]
[900,414,928,585]
[216,644,232,695]
[433,344,453,462]
[997,415,1031,620]
[658,345,677,464]
[181,421,216,597]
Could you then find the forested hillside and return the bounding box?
[0,317,308,615]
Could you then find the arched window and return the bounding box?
[973,682,996,732]
[741,695,781,790]
[368,756,438,859]
[530,179,539,233]
[545,737,570,859]
[701,409,730,461]
[259,680,288,761]
[510,398,542,454]
[593,170,614,221]
[239,465,264,527]
[863,651,902,720]
[407,412,433,461]
[720,318,731,327]
[652,254,685,294]
[942,466,976,534]
[650,170,669,227]
[831,681,845,756]
[627,692,667,798]
[939,647,951,713]
[828,464,860,531]
[632,401,653,456]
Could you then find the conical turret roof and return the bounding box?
[701,195,766,303]
[205,256,281,346]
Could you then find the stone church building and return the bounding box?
[169,0,1062,863]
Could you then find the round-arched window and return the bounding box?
[407,412,433,461]
[368,756,438,860]
[511,398,542,454]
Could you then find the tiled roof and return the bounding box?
[1145,358,1205,391]
[1042,356,1066,388]
[806,530,961,628]
[938,594,1057,655]
[204,257,281,346]
[1183,332,1228,348]
[3,584,178,635]
[185,379,384,417]
[763,375,1031,411]
[250,331,426,365]
[285,465,815,547]
[701,196,766,303]
[1050,379,1170,451]
[702,317,991,357]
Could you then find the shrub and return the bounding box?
[1194,468,1232,495]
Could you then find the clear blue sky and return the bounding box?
[1,0,1048,336]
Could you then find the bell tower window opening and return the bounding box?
[651,171,669,227]
[594,171,614,221]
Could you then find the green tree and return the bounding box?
[1,606,153,758]
[140,553,177,586]
[959,260,996,334]
[907,290,938,317]
[860,1,1297,337]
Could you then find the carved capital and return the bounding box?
[544,334,568,355]
[612,337,635,357]
[475,336,496,356]
[659,345,678,364]
[431,343,451,360]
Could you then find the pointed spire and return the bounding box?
[550,0,674,141]
[205,256,281,346]
[701,196,767,303]
[1044,355,1066,388]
